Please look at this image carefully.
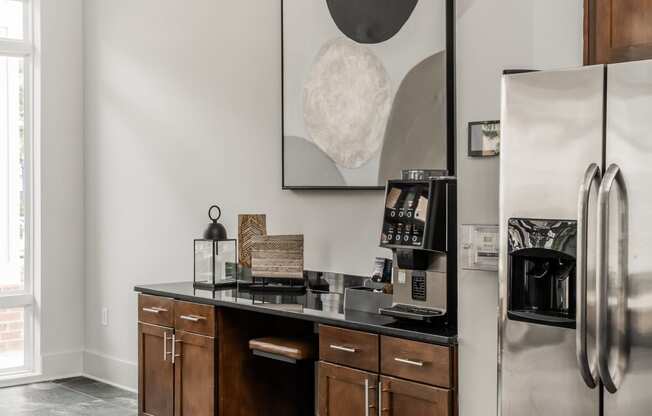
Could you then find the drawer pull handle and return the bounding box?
[142,307,168,314]
[394,357,424,367]
[329,344,357,353]
[180,314,206,322]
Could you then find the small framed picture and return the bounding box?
[468,121,500,157]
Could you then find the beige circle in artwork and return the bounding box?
[303,38,392,169]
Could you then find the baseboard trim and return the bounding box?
[83,349,137,392]
[81,371,138,394]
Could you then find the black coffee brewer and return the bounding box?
[378,172,457,326]
[506,218,577,328]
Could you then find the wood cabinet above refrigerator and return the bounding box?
[585,0,652,64]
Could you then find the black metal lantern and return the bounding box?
[193,205,238,289]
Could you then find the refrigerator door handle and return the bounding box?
[596,163,628,394]
[577,163,600,389]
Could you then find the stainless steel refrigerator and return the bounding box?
[499,60,652,416]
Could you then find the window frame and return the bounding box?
[0,0,39,378]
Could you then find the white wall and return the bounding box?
[82,0,388,389]
[38,0,85,379]
[456,1,582,415]
[81,0,583,404]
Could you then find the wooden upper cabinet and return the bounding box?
[319,362,378,416]
[174,331,216,416]
[585,0,652,64]
[139,323,175,416]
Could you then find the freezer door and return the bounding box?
[499,66,604,416]
[603,59,652,416]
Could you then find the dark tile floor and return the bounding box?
[0,376,137,415]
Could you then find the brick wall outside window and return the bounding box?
[0,284,24,355]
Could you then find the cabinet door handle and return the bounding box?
[329,344,356,353]
[142,307,168,314]
[378,382,383,416]
[394,357,424,367]
[364,379,370,416]
[163,332,171,361]
[179,314,205,322]
[171,334,182,364]
[379,382,391,415]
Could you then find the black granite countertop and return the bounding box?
[134,272,457,346]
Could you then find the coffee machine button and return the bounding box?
[404,235,410,242]
[388,234,394,241]
[412,236,418,242]
[407,211,413,218]
[390,211,396,217]
[399,211,404,218]
[395,235,401,241]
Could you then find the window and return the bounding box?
[0,0,35,376]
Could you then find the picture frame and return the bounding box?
[281,0,457,190]
[468,121,500,157]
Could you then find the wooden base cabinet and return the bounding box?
[318,362,378,416]
[174,331,215,416]
[318,326,456,416]
[138,295,216,416]
[139,323,175,416]
[380,376,452,416]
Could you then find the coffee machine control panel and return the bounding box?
[382,209,425,248]
[380,178,451,253]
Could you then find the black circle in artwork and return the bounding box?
[325,0,419,44]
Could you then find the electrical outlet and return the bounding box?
[101,307,109,326]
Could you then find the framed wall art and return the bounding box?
[468,121,500,157]
[282,0,456,189]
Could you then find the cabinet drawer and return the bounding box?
[381,336,452,388]
[174,300,216,337]
[138,294,174,327]
[319,325,379,372]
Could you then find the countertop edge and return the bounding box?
[134,285,457,346]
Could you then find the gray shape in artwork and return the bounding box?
[303,38,392,169]
[378,51,448,184]
[284,135,346,187]
[325,0,419,44]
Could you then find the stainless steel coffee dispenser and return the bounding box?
[379,175,457,326]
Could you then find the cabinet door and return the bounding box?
[586,0,652,64]
[380,376,452,416]
[139,323,174,416]
[319,362,378,416]
[174,331,215,416]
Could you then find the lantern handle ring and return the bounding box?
[208,205,222,223]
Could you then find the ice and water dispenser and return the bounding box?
[507,218,577,328]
